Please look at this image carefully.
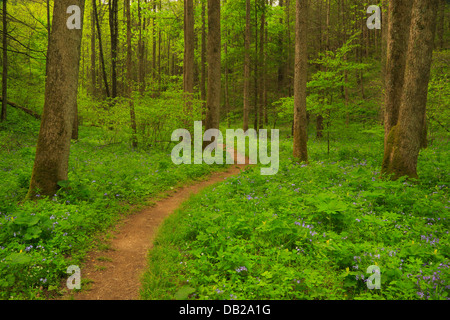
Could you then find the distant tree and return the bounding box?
[125,0,138,148]
[109,0,119,98]
[292,0,308,162]
[243,0,250,132]
[1,0,7,122]
[183,0,194,118]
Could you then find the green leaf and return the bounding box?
[6,252,32,265]
[174,286,196,300]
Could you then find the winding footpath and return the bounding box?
[64,145,249,300]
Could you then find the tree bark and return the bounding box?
[204,0,221,140]
[90,2,96,98]
[126,0,138,148]
[293,0,308,162]
[383,0,412,147]
[109,0,118,98]
[138,0,146,95]
[253,0,258,130]
[93,0,110,98]
[201,0,207,119]
[258,0,265,130]
[1,0,7,122]
[183,0,195,118]
[27,0,85,198]
[382,0,438,180]
[243,0,251,131]
[437,0,445,49]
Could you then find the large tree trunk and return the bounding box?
[383,0,412,147]
[293,0,308,162]
[27,0,85,198]
[382,0,438,180]
[243,0,250,131]
[204,0,221,141]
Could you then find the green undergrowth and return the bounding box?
[140,125,449,300]
[0,114,226,300]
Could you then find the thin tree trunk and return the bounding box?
[126,0,138,148]
[138,0,146,95]
[183,0,195,119]
[243,0,251,131]
[258,0,265,130]
[293,0,308,162]
[45,0,51,77]
[437,0,445,49]
[109,0,118,98]
[286,0,291,97]
[153,0,157,81]
[277,0,285,98]
[91,2,97,98]
[1,0,7,122]
[201,0,207,119]
[93,0,110,98]
[254,0,258,130]
[158,0,162,92]
[27,0,85,198]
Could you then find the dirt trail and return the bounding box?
[65,146,249,300]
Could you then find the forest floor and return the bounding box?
[63,145,249,300]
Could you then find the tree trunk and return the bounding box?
[158,0,162,92]
[45,0,51,77]
[380,0,388,125]
[1,0,7,122]
[72,101,79,140]
[204,0,221,143]
[258,0,265,130]
[382,0,438,180]
[243,0,251,131]
[184,0,195,119]
[201,0,207,119]
[437,0,445,49]
[253,0,258,130]
[152,0,157,81]
[91,2,97,98]
[93,0,110,98]
[126,0,138,148]
[285,0,292,97]
[109,0,118,98]
[383,0,412,147]
[27,0,85,198]
[138,0,146,95]
[293,0,308,162]
[277,0,285,98]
